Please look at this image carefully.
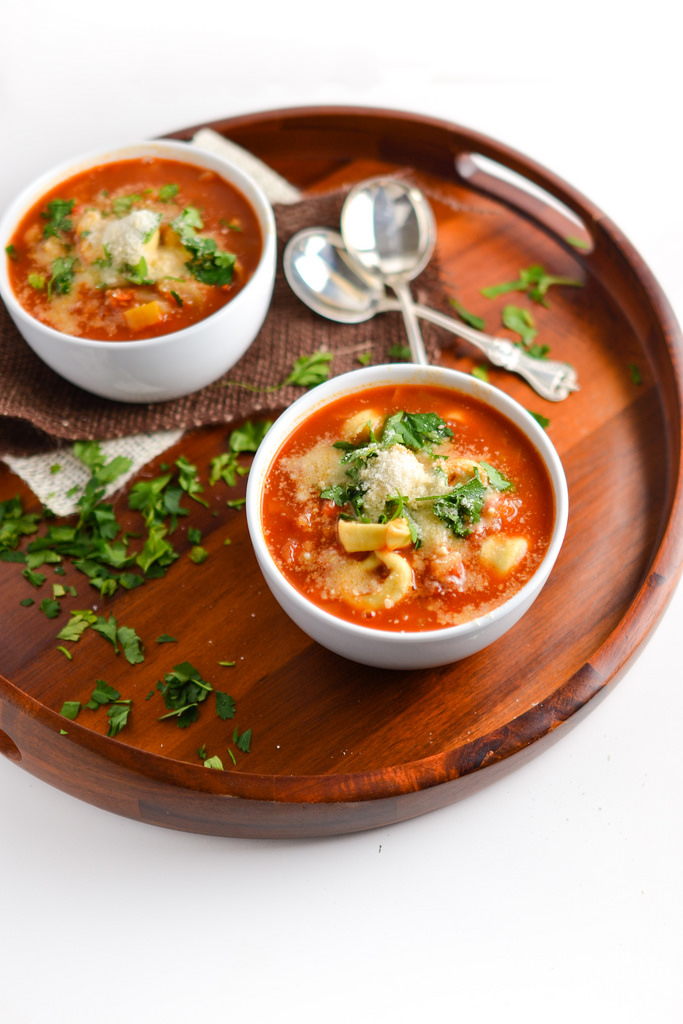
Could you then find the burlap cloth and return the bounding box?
[0,189,448,459]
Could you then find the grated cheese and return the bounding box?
[359,446,445,519]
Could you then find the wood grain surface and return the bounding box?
[1,106,681,838]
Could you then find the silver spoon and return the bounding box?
[339,176,434,366]
[283,227,580,402]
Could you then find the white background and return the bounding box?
[1,3,682,1021]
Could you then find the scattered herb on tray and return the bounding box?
[2,421,268,760]
[480,263,583,307]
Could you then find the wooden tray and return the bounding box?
[1,106,682,838]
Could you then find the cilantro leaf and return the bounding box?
[381,411,453,450]
[215,690,236,720]
[121,256,153,286]
[171,209,236,287]
[47,256,77,298]
[111,192,150,217]
[203,755,224,770]
[117,624,145,665]
[86,680,121,708]
[57,609,97,643]
[281,350,333,388]
[157,661,213,728]
[106,701,132,737]
[39,598,61,619]
[208,451,245,488]
[175,456,208,506]
[234,727,252,753]
[417,472,487,537]
[481,264,583,306]
[41,198,75,239]
[228,419,272,453]
[479,461,513,492]
[502,304,549,359]
[158,184,179,202]
[60,700,81,720]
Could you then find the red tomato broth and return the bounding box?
[6,157,263,341]
[261,384,556,632]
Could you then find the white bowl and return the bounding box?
[0,139,276,403]
[246,364,568,670]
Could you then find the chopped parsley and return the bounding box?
[281,350,334,388]
[158,183,180,203]
[157,661,213,727]
[60,680,132,737]
[322,411,454,520]
[47,255,78,298]
[41,198,75,239]
[111,191,151,217]
[122,256,153,286]
[501,304,550,359]
[481,263,583,307]
[417,471,487,537]
[171,207,236,286]
[2,425,270,757]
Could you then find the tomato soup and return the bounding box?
[5,157,263,341]
[261,384,556,632]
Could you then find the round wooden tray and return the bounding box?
[1,106,682,838]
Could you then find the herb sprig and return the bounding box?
[171,207,236,287]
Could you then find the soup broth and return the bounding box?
[261,383,556,632]
[5,157,263,341]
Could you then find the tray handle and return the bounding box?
[454,150,595,255]
[0,725,22,763]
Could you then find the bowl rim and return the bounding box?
[246,363,569,646]
[0,137,277,351]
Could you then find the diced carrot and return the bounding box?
[109,289,135,307]
[123,300,163,331]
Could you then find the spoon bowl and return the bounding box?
[340,176,436,364]
[340,176,436,281]
[283,227,385,324]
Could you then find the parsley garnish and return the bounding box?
[387,344,411,361]
[417,471,487,537]
[158,184,179,202]
[481,264,583,307]
[281,350,334,388]
[111,192,150,217]
[479,461,513,492]
[41,198,75,239]
[47,256,77,298]
[323,411,454,520]
[215,691,236,720]
[171,208,236,286]
[229,419,272,452]
[121,256,153,285]
[502,304,549,359]
[60,680,132,737]
[208,420,272,488]
[157,661,212,727]
[381,411,454,450]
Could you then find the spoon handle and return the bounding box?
[411,302,579,402]
[393,283,429,366]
